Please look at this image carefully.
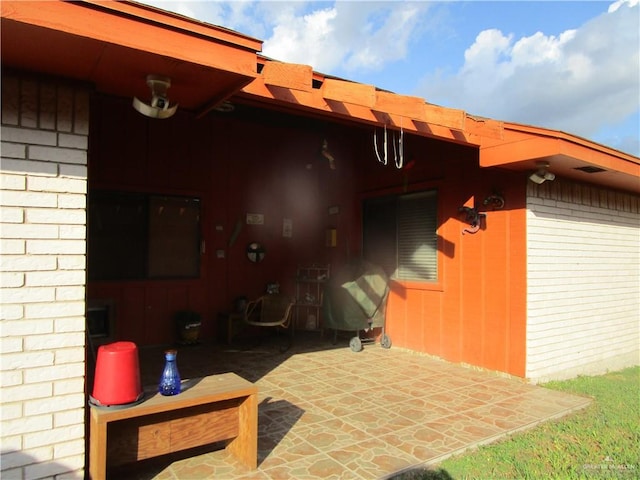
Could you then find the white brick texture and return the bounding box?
[526,180,640,382]
[0,272,25,288]
[0,174,26,190]
[1,208,25,223]
[0,239,26,254]
[1,72,88,479]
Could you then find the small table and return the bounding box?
[89,373,257,479]
[217,312,244,344]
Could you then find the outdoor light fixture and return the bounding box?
[132,74,178,119]
[529,161,556,184]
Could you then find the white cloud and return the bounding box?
[264,7,338,68]
[417,0,639,154]
[262,2,431,74]
[510,30,576,67]
[609,0,639,12]
[141,1,225,24]
[140,1,433,74]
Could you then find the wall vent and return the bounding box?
[575,166,606,174]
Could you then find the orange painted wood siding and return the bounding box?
[357,144,528,378]
[88,96,355,346]
[88,95,527,377]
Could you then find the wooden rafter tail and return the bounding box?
[372,110,468,144]
[241,77,476,144]
[422,103,466,132]
[242,75,317,106]
[374,91,425,121]
[261,61,313,92]
[321,78,376,108]
[466,116,505,141]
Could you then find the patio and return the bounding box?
[112,331,592,479]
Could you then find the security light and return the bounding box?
[529,161,555,184]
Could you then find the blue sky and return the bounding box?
[141,1,639,156]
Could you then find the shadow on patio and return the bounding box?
[110,331,591,479]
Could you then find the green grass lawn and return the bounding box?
[394,366,639,480]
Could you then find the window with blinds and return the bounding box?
[363,190,438,282]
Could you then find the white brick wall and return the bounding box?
[1,73,88,479]
[526,180,640,382]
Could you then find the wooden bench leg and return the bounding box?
[225,393,257,469]
[89,410,107,480]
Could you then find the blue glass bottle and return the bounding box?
[158,349,181,396]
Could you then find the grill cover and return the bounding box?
[323,261,389,331]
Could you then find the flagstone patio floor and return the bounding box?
[114,332,591,479]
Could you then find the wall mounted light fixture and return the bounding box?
[458,206,486,235]
[132,74,178,119]
[483,192,505,210]
[529,161,556,184]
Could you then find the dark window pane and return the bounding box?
[88,191,201,281]
[363,195,397,277]
[147,196,201,278]
[88,191,146,280]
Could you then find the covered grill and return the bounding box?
[322,261,391,351]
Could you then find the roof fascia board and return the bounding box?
[1,0,258,77]
[504,122,640,163]
[86,0,262,51]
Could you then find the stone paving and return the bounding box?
[113,332,591,479]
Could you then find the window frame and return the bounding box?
[360,183,444,292]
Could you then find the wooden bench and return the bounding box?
[89,373,257,479]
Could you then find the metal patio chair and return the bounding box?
[243,293,295,352]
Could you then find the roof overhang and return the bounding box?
[480,123,640,193]
[0,0,261,114]
[235,60,639,193]
[2,0,638,193]
[0,0,487,142]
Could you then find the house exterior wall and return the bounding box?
[87,96,530,378]
[356,144,529,378]
[1,73,88,479]
[526,180,640,383]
